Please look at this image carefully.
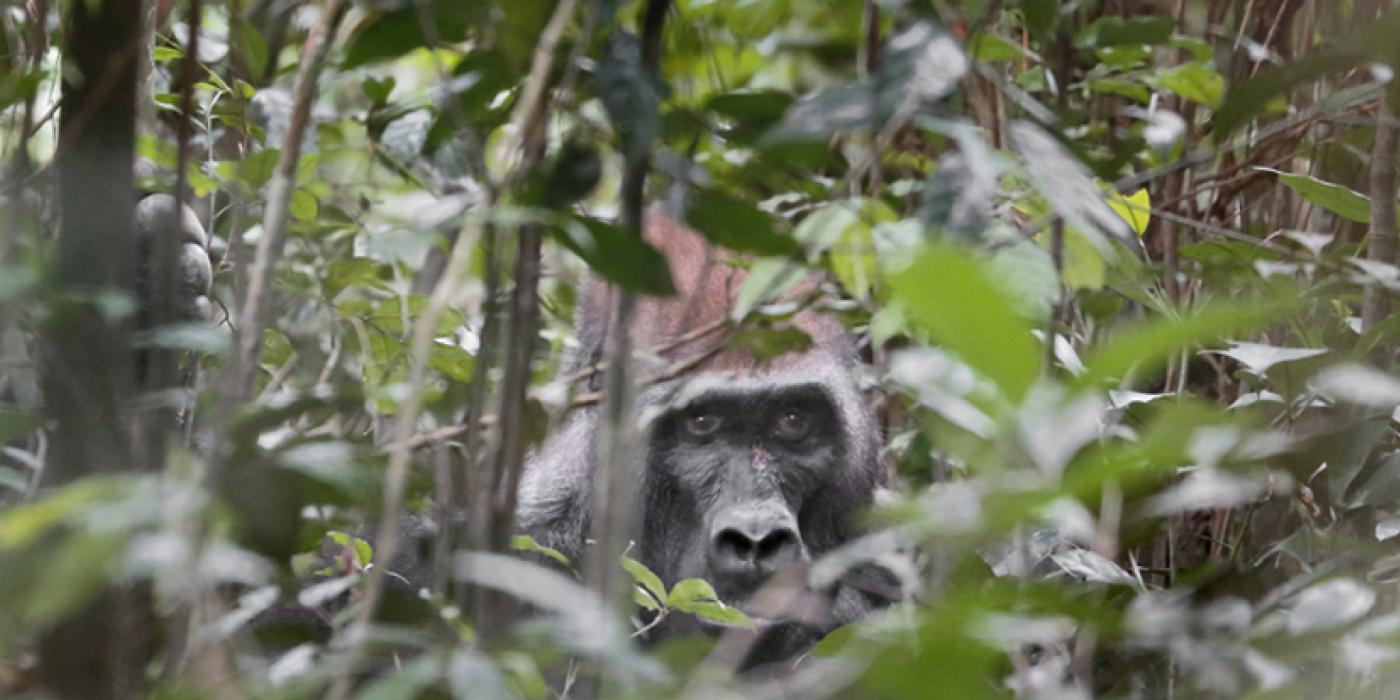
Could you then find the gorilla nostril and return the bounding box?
[715,528,756,562]
[754,528,798,564]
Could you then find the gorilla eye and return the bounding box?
[773,409,811,440]
[682,412,722,438]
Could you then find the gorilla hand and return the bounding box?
[134,193,213,322]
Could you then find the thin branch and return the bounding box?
[584,0,670,631]
[328,207,482,700]
[220,1,347,410]
[1363,91,1399,331]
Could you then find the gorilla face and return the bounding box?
[640,382,849,617]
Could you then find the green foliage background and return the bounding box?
[5,0,1400,697]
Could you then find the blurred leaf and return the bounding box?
[1159,62,1225,110]
[727,326,813,362]
[231,17,268,80]
[891,243,1041,403]
[1213,51,1369,140]
[1212,342,1326,376]
[1011,122,1130,249]
[131,323,231,355]
[1074,15,1174,48]
[795,198,894,301]
[707,89,794,144]
[528,139,601,210]
[356,655,442,700]
[732,258,805,321]
[684,189,798,256]
[1267,169,1373,223]
[0,466,25,493]
[1311,364,1400,407]
[1347,451,1400,508]
[555,217,676,296]
[510,534,571,568]
[763,84,873,144]
[0,410,42,443]
[1021,0,1058,37]
[1073,300,1288,392]
[967,32,1026,63]
[344,5,486,69]
[1288,578,1375,635]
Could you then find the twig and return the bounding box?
[585,0,671,620]
[1362,91,1398,331]
[223,1,347,410]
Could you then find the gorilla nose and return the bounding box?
[708,505,805,579]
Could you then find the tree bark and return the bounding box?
[40,0,148,696]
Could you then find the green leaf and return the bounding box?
[967,33,1026,63]
[794,199,894,301]
[1159,62,1224,110]
[890,243,1042,403]
[344,6,486,69]
[353,537,374,568]
[732,258,805,321]
[1107,188,1152,237]
[727,326,813,362]
[1021,0,1058,37]
[667,578,755,629]
[687,601,755,629]
[1072,299,1291,393]
[666,578,720,611]
[1212,50,1368,140]
[684,189,798,256]
[706,90,794,144]
[510,534,572,568]
[1268,169,1372,223]
[232,17,269,80]
[1073,15,1175,48]
[621,555,668,606]
[290,190,318,222]
[633,587,662,611]
[554,218,676,296]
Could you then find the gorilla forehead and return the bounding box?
[643,368,853,422]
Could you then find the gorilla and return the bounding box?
[514,205,900,665]
[133,192,214,324]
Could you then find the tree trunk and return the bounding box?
[39,0,150,697]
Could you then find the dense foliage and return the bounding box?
[7,0,1400,697]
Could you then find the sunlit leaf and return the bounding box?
[1288,578,1375,635]
[621,555,667,606]
[511,534,571,569]
[1159,62,1225,109]
[891,243,1041,403]
[1107,188,1151,237]
[1211,342,1327,376]
[1311,364,1400,407]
